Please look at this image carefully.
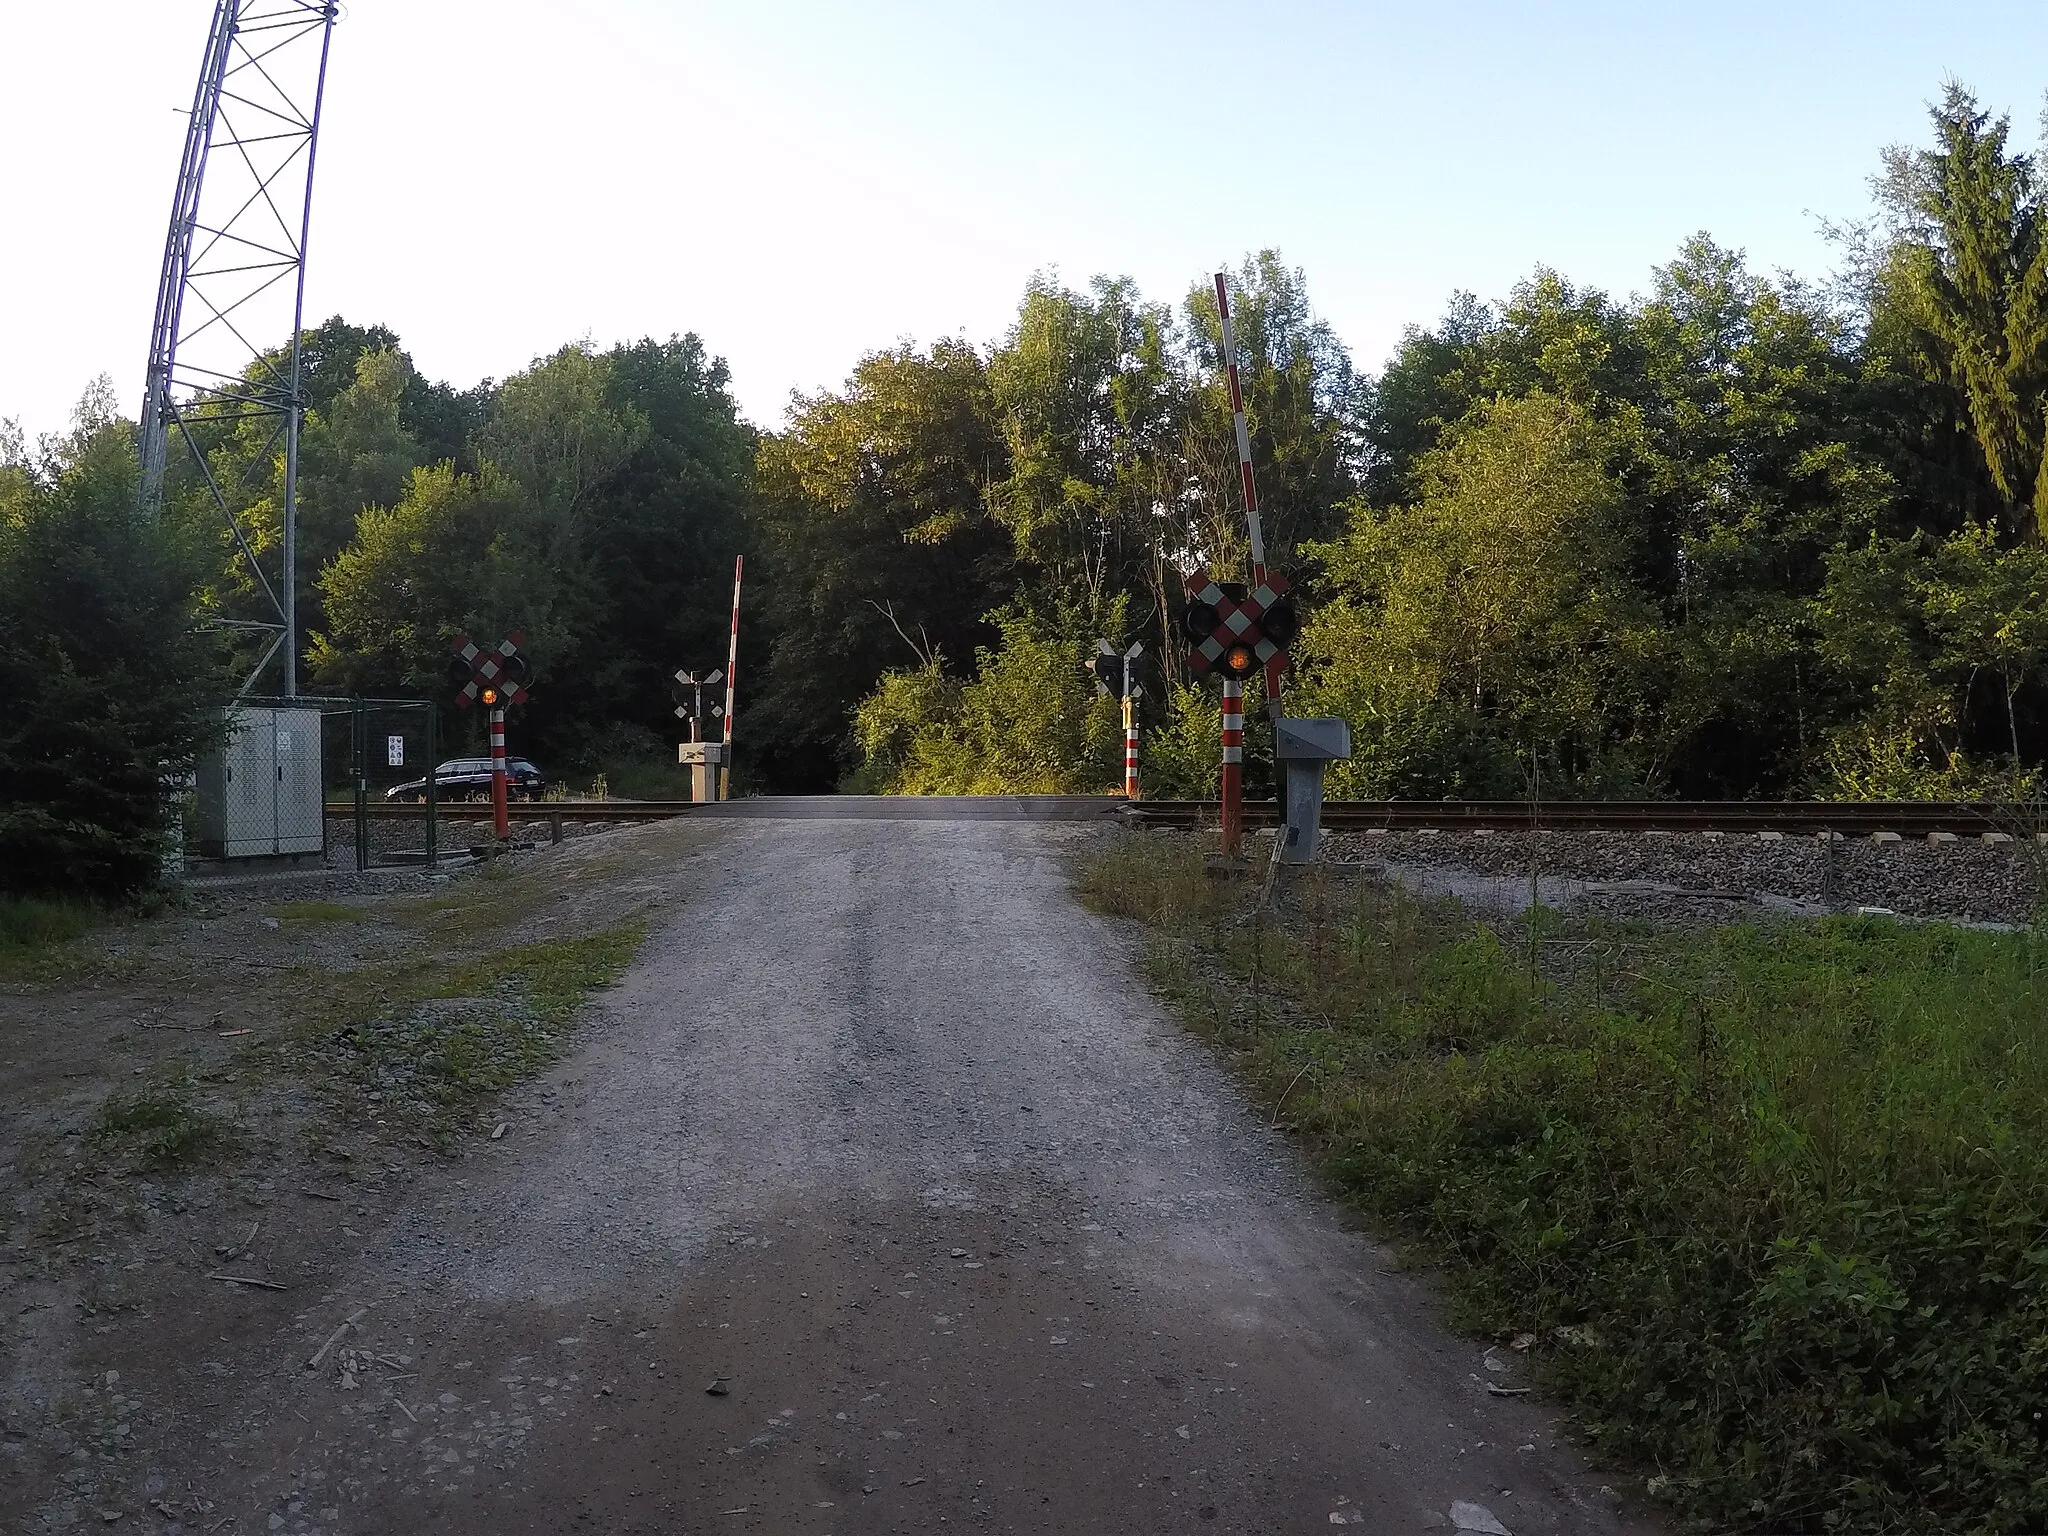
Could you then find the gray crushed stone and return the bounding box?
[1316,827,2044,926]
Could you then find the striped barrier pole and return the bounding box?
[488,702,510,842]
[1123,692,1140,800]
[1220,678,1244,854]
[1214,272,1287,710]
[719,555,742,801]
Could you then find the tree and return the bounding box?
[0,393,228,900]
[1294,394,1667,797]
[1874,84,2048,540]
[310,461,564,700]
[751,340,1014,788]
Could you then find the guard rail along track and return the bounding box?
[328,798,2046,836]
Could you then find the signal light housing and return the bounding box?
[1259,595,1299,649]
[1218,642,1259,680]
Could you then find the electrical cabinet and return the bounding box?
[194,705,325,859]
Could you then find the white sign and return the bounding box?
[387,735,405,767]
[275,729,291,753]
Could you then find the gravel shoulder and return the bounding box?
[1321,826,2045,926]
[0,819,719,1535]
[6,817,1668,1536]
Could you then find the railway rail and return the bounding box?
[326,800,696,824]
[1123,799,2035,837]
[324,797,2041,836]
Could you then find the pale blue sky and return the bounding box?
[4,1,2046,444]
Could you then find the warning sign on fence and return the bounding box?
[387,735,404,767]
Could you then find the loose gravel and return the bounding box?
[107,817,1659,1536]
[1318,827,2045,927]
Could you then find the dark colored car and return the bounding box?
[384,757,545,803]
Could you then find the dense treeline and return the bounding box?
[9,84,2048,896]
[816,86,2048,802]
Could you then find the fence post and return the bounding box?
[425,704,439,868]
[352,698,369,873]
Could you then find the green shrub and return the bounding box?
[848,614,1121,793]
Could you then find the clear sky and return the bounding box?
[5,1,2047,444]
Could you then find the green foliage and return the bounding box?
[752,339,1015,787]
[805,252,1363,795]
[266,900,362,925]
[1296,394,1665,797]
[1874,84,2048,540]
[1090,833,2048,1532]
[1140,685,1223,800]
[0,394,228,900]
[0,893,99,947]
[306,335,751,765]
[0,894,102,980]
[847,614,1122,793]
[23,84,2048,814]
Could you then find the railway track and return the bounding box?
[325,797,2040,836]
[326,800,696,823]
[1123,799,2033,836]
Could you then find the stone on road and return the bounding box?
[219,817,1659,1534]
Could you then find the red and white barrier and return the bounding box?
[720,555,742,800]
[1213,274,1267,583]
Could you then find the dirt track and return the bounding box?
[9,817,1662,1534]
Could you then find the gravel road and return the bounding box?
[186,818,1660,1536]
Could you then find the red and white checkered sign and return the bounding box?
[1184,571,1290,676]
[451,631,529,708]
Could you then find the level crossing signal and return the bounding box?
[1090,639,1145,699]
[449,633,531,708]
[1181,571,1296,681]
[672,668,726,721]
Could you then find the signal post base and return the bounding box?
[678,740,729,804]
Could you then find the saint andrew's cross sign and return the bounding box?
[1181,570,1298,680]
[448,633,530,708]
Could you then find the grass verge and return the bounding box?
[92,1073,239,1171]
[0,894,103,981]
[1079,831,2048,1535]
[309,923,644,1137]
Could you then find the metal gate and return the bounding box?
[321,698,443,872]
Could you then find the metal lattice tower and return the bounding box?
[138,0,338,697]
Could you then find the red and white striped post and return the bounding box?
[1220,679,1244,854]
[488,702,510,843]
[1123,691,1141,800]
[719,555,742,801]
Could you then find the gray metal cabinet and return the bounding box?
[195,705,325,858]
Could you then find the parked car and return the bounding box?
[384,757,546,803]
